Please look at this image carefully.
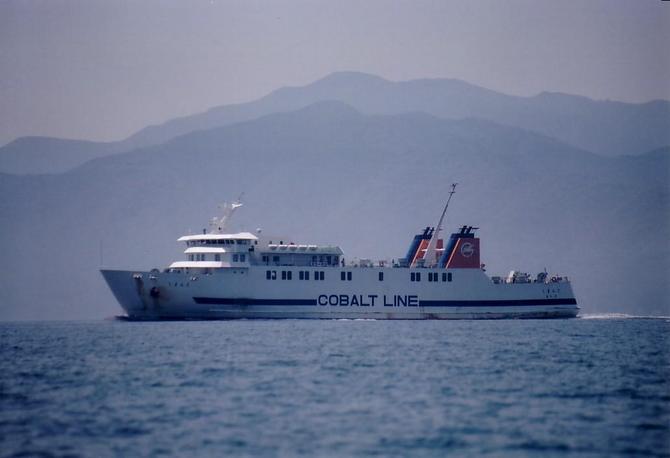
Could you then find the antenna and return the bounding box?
[414,183,458,268]
[209,193,244,234]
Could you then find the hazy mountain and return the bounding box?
[0,102,667,320]
[2,72,667,176]
[124,71,669,156]
[0,137,124,175]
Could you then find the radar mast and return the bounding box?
[414,183,457,268]
[209,193,244,234]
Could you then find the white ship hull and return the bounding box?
[101,266,579,320]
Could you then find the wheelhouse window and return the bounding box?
[215,254,221,262]
[240,254,245,262]
[233,254,239,262]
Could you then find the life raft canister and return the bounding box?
[150,287,160,298]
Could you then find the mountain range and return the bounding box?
[1,72,669,175]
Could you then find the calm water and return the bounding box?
[1,317,669,457]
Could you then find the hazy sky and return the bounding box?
[1,0,668,145]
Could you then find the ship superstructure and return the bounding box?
[101,192,578,320]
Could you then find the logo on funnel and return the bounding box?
[460,242,475,258]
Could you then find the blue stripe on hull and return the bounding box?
[193,297,317,306]
[193,297,577,307]
[419,298,577,307]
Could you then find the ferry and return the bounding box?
[101,187,578,320]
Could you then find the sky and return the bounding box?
[1,0,669,146]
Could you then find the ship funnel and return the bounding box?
[438,226,480,268]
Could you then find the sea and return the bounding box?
[1,316,669,457]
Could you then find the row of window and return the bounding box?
[266,270,326,281]
[188,254,245,262]
[187,239,250,246]
[263,269,453,282]
[261,255,340,266]
[411,272,453,282]
[298,271,325,280]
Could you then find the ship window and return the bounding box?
[379,272,384,281]
[281,271,287,280]
[273,255,280,265]
[233,254,239,262]
[326,255,331,265]
[341,271,346,281]
[240,254,245,262]
[305,271,310,280]
[416,272,421,282]
[215,254,221,262]
[442,273,447,282]
[410,272,415,282]
[271,270,277,280]
[448,272,452,282]
[266,270,272,280]
[299,271,304,280]
[189,255,194,261]
[347,272,352,281]
[320,271,325,280]
[287,271,292,280]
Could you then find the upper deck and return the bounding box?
[169,231,343,270]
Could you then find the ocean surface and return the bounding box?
[1,316,669,457]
